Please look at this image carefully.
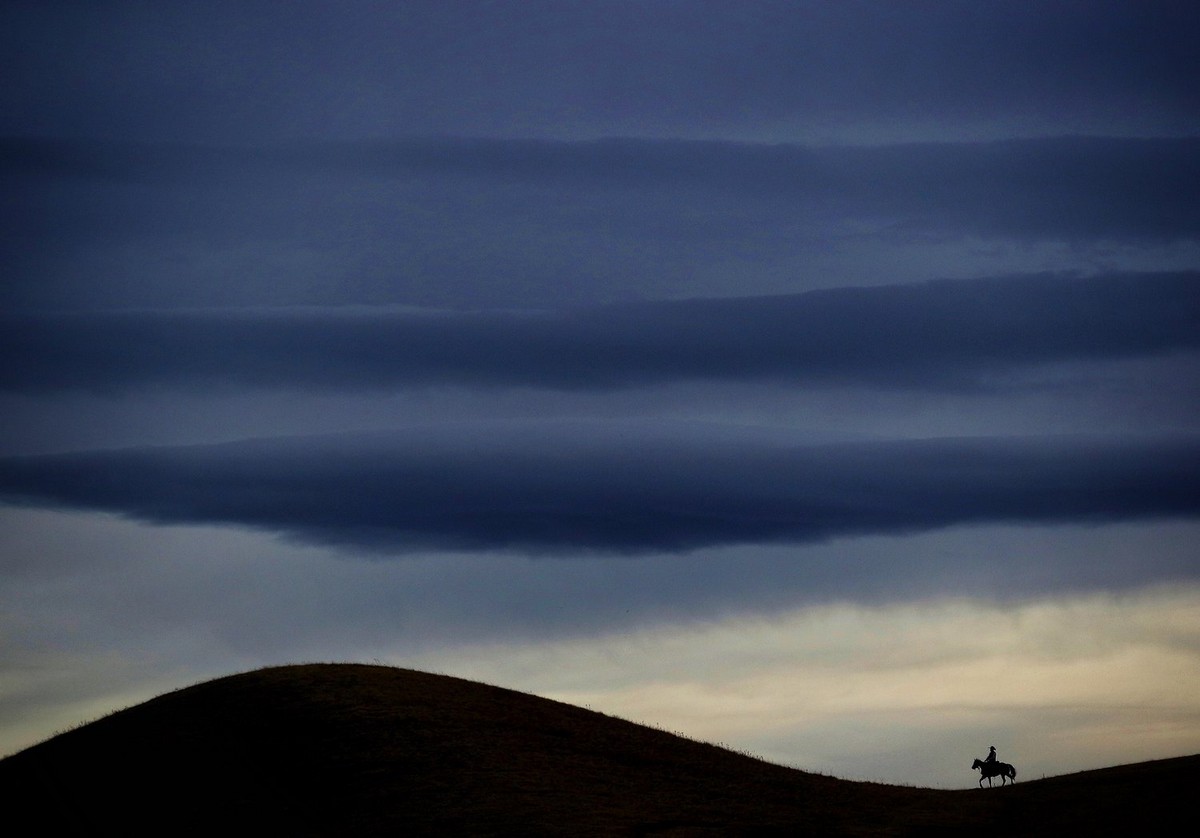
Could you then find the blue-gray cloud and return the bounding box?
[1,426,1197,555]
[5,134,1195,311]
[2,273,1195,394]
[3,2,1197,142]
[7,135,1197,235]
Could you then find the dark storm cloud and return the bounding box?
[1,427,1197,555]
[1,273,1196,394]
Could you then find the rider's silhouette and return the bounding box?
[984,745,998,764]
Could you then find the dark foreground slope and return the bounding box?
[0,664,1192,836]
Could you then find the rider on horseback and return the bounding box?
[973,746,1015,787]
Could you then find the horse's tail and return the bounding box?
[1010,765,1017,779]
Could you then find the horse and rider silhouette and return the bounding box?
[972,745,1016,787]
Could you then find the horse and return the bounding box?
[972,757,1017,787]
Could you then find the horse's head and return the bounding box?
[971,758,983,770]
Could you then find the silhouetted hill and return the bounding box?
[1,663,1192,835]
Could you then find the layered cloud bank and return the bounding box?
[5,136,1198,312]
[3,272,1197,394]
[2,428,1196,554]
[8,135,1198,245]
[3,1,1198,788]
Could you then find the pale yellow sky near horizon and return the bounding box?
[407,586,1200,787]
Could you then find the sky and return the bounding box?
[1,1,1198,789]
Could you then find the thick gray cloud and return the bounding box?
[2,273,1196,394]
[1,427,1196,554]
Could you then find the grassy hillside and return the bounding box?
[1,663,1192,835]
